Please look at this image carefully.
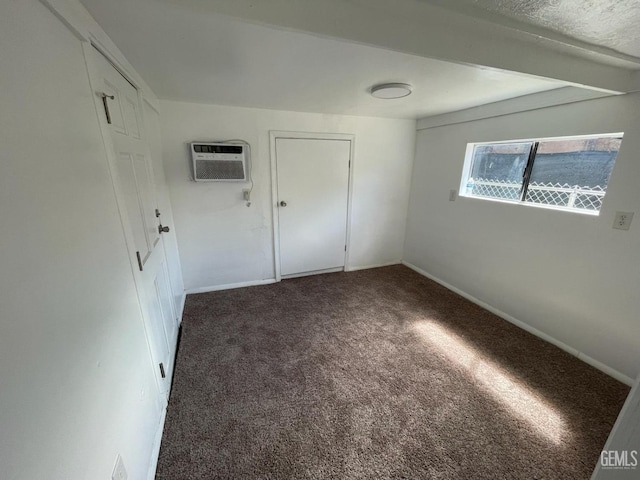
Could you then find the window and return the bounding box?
[460,134,623,214]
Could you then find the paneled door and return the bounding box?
[275,137,351,277]
[91,48,178,395]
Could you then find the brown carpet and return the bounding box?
[156,265,629,479]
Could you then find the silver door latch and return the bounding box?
[100,93,115,124]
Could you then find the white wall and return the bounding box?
[0,1,168,478]
[160,101,416,292]
[405,93,640,382]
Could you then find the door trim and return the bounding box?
[269,131,355,282]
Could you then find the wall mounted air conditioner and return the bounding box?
[191,142,248,182]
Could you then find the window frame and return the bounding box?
[459,132,624,216]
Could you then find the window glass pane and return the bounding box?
[525,137,622,212]
[465,142,532,200]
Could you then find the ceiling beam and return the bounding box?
[416,88,614,129]
[424,0,640,69]
[169,0,638,93]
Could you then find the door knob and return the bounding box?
[280,201,287,207]
[158,224,170,234]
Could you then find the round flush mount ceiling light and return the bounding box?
[370,83,413,99]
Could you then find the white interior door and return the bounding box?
[276,138,351,277]
[91,49,178,395]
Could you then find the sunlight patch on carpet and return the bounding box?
[413,320,567,444]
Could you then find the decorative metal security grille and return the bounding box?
[468,179,521,201]
[527,182,605,211]
[469,178,606,212]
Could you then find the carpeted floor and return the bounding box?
[156,265,629,479]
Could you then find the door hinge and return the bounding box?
[348,160,351,168]
[159,362,166,379]
[100,93,114,124]
[135,251,143,271]
[345,245,347,252]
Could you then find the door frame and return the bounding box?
[269,131,356,282]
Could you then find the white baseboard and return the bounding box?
[577,353,634,386]
[185,278,277,295]
[146,406,168,480]
[185,263,403,294]
[346,261,401,272]
[402,261,634,386]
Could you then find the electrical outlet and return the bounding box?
[112,455,127,480]
[449,189,457,202]
[613,211,633,231]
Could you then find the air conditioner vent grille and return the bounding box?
[195,160,245,180]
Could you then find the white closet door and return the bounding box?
[92,49,177,394]
[276,138,351,277]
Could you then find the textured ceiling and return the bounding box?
[79,0,568,119]
[430,0,640,59]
